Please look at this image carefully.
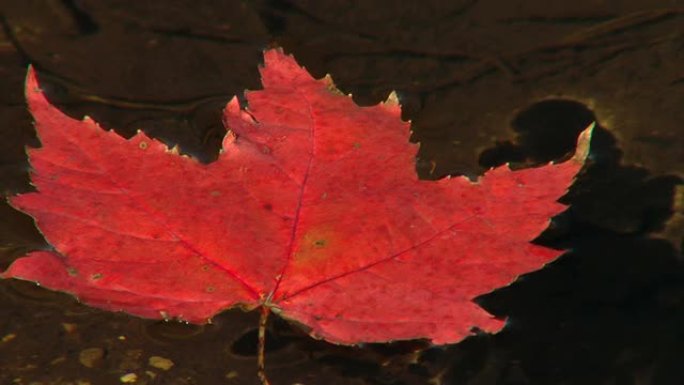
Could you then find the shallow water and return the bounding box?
[1,1,682,384]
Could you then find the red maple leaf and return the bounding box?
[2,49,590,380]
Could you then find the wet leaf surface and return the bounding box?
[4,51,591,348]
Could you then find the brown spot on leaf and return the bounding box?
[293,227,337,267]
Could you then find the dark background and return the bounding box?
[0,1,683,384]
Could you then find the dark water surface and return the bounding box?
[1,1,683,384]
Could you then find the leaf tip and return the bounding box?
[25,64,38,89]
[83,115,96,125]
[25,65,48,110]
[322,74,345,96]
[166,145,181,155]
[384,91,400,106]
[572,122,594,163]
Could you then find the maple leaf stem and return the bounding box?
[257,306,271,385]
